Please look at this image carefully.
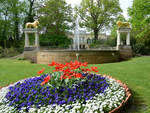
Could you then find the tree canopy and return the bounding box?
[39,0,73,35]
[0,0,26,48]
[128,0,150,54]
[38,0,73,47]
[128,0,150,39]
[0,0,73,50]
[75,0,122,39]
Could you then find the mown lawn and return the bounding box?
[0,57,150,113]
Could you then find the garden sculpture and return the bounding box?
[25,20,39,28]
[116,21,130,28]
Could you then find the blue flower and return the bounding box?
[67,97,73,103]
[85,97,88,100]
[49,99,52,104]
[27,102,32,106]
[44,97,47,100]
[35,95,38,99]
[5,74,109,111]
[62,100,66,104]
[58,101,62,105]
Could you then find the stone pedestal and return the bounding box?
[118,45,132,61]
[117,45,132,50]
[23,28,40,51]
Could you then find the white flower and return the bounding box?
[0,77,126,113]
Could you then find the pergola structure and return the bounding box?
[116,27,131,49]
[23,28,40,51]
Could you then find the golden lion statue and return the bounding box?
[25,20,39,28]
[116,21,130,28]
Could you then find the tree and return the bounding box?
[10,0,26,46]
[39,0,73,35]
[23,0,45,24]
[0,0,26,49]
[128,0,150,54]
[27,0,36,22]
[38,0,73,47]
[128,0,150,38]
[76,0,122,39]
[0,0,11,48]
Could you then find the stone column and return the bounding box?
[117,30,121,46]
[25,32,29,47]
[126,32,130,45]
[35,32,39,47]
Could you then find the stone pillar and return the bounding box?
[126,32,130,45]
[25,32,29,47]
[117,30,121,46]
[35,32,39,46]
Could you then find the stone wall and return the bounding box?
[119,50,132,61]
[36,50,119,64]
[24,48,132,64]
[24,51,37,63]
[118,46,133,61]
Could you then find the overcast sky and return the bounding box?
[66,0,133,19]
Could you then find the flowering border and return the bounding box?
[102,75,131,113]
[0,75,131,113]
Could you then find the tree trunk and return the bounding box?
[15,13,19,40]
[28,0,34,22]
[2,10,8,48]
[14,13,20,48]
[94,28,99,40]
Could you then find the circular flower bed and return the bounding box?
[0,61,131,113]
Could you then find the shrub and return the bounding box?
[40,34,71,48]
[0,46,3,57]
[0,47,19,58]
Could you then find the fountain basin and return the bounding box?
[37,50,120,64]
[23,49,120,64]
[24,46,132,64]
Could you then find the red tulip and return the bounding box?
[86,68,91,72]
[41,81,46,86]
[81,62,88,67]
[37,68,45,75]
[60,75,67,80]
[48,61,57,66]
[91,67,99,72]
[75,73,83,78]
[41,75,51,86]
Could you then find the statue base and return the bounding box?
[24,46,39,51]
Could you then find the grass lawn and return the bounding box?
[0,57,150,113]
